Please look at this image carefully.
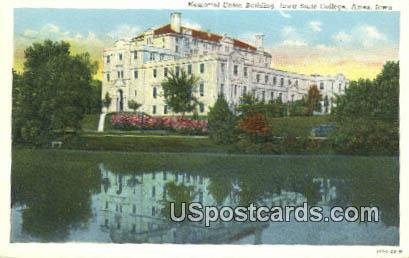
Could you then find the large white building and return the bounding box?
[102,12,348,115]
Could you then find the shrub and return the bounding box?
[110,113,208,135]
[207,96,237,144]
[238,112,271,143]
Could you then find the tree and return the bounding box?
[331,61,399,155]
[102,92,112,109]
[12,40,97,145]
[305,85,322,115]
[128,100,141,113]
[207,95,237,144]
[161,69,201,116]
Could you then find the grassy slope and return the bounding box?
[269,115,333,137]
[82,114,333,137]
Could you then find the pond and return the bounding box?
[10,149,399,245]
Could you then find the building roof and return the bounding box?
[152,24,257,51]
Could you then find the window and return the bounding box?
[221,63,225,73]
[163,172,167,180]
[256,74,260,83]
[288,79,292,85]
[200,63,205,73]
[270,91,274,100]
[132,204,136,214]
[164,105,168,114]
[163,186,167,199]
[152,172,155,179]
[152,105,156,114]
[132,224,136,233]
[152,186,156,197]
[280,78,284,86]
[175,45,179,53]
[104,219,109,227]
[134,70,138,79]
[117,222,121,229]
[164,67,168,77]
[106,73,110,82]
[199,191,203,203]
[338,83,342,92]
[133,51,137,60]
[242,86,247,95]
[118,53,122,61]
[233,65,238,76]
[153,87,157,98]
[291,94,294,102]
[220,83,224,95]
[150,52,155,61]
[265,75,269,84]
[244,67,248,77]
[278,93,282,101]
[199,103,205,113]
[262,91,265,102]
[105,201,109,209]
[320,82,324,90]
[153,69,157,78]
[187,64,192,74]
[117,71,124,79]
[175,66,180,77]
[295,80,299,87]
[106,55,110,64]
[199,83,204,96]
[134,90,137,97]
[152,206,156,216]
[273,76,277,85]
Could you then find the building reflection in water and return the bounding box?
[97,163,340,244]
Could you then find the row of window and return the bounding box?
[152,83,204,99]
[107,63,206,82]
[220,83,285,102]
[151,104,205,114]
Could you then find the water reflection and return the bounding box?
[11,158,399,245]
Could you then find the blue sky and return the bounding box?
[14,8,400,79]
[15,8,399,46]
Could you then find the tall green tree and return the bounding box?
[207,95,237,144]
[305,85,322,115]
[161,69,201,116]
[12,40,98,145]
[331,61,399,155]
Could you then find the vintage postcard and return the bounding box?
[0,0,408,257]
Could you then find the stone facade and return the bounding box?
[102,12,349,115]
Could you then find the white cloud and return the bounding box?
[279,26,308,47]
[332,31,352,43]
[280,39,308,47]
[182,20,202,30]
[332,25,388,48]
[309,21,322,32]
[278,10,292,19]
[108,24,141,40]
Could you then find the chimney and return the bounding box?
[170,12,182,33]
[255,34,264,48]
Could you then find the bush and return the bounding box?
[238,112,271,143]
[207,96,237,144]
[330,119,398,155]
[110,113,208,135]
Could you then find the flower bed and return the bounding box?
[111,113,208,134]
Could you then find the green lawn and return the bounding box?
[64,134,229,153]
[269,115,333,137]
